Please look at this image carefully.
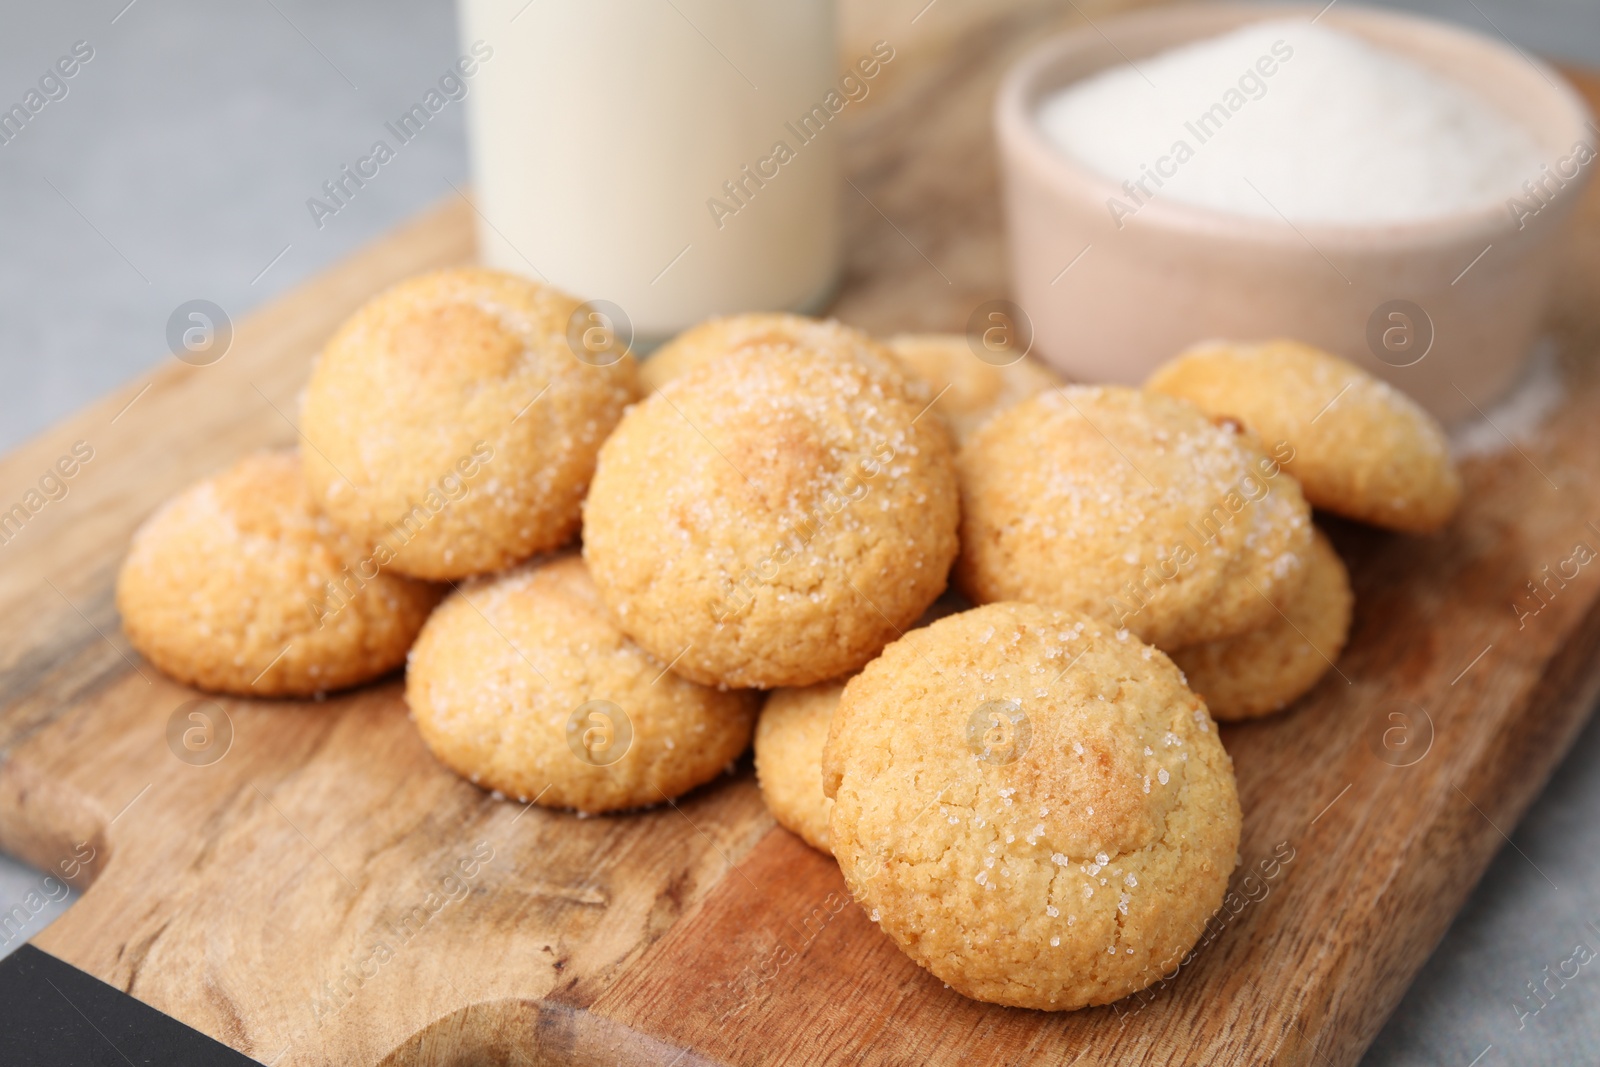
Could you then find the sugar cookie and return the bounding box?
[116,451,440,697]
[753,593,970,854]
[886,333,1063,444]
[1146,339,1460,533]
[1171,529,1353,721]
[583,347,959,688]
[955,386,1313,649]
[640,313,914,398]
[754,680,844,854]
[300,268,640,581]
[822,602,1241,1010]
[405,554,757,814]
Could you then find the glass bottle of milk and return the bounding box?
[458,0,841,343]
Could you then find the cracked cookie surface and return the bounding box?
[822,601,1241,1010]
[301,267,640,580]
[956,386,1313,650]
[583,347,959,689]
[405,553,757,814]
[117,450,441,696]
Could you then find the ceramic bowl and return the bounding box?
[995,2,1595,422]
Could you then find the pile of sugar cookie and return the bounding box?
[115,267,1460,1012]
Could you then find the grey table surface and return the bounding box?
[1,1,1597,1064]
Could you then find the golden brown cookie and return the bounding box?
[955,386,1313,650]
[1171,529,1353,721]
[300,268,640,581]
[1146,339,1461,533]
[583,347,960,689]
[754,680,844,854]
[886,333,1063,444]
[116,451,440,696]
[753,592,968,854]
[823,602,1241,1011]
[640,313,914,397]
[405,554,757,814]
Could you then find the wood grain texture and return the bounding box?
[1,2,1598,1061]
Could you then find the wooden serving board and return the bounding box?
[4,3,1600,1062]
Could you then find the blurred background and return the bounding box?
[0,1,1597,1065]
